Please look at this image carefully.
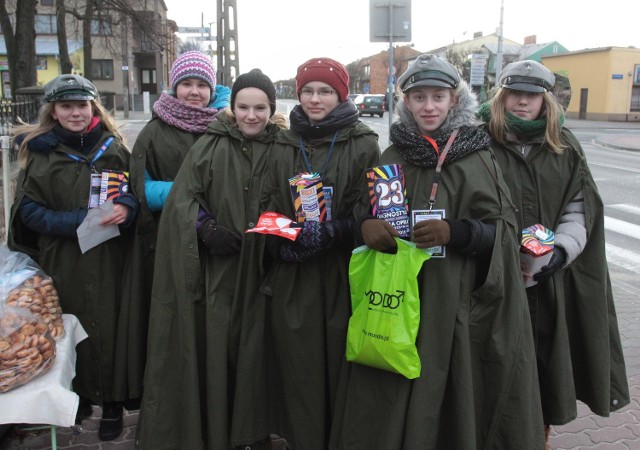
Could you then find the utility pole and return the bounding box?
[208,22,215,62]
[121,13,129,119]
[494,0,505,87]
[369,0,411,135]
[387,3,395,131]
[217,0,239,86]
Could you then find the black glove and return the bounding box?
[278,219,355,263]
[533,246,567,283]
[296,218,355,249]
[197,217,242,256]
[324,218,355,248]
[296,220,330,249]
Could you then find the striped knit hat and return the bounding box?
[170,51,217,97]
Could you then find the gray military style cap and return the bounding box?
[499,60,555,93]
[44,74,98,102]
[398,54,461,92]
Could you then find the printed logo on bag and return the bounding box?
[361,328,389,342]
[367,289,404,310]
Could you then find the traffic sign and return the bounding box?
[370,0,412,43]
[469,54,487,86]
[178,26,210,34]
[188,36,217,41]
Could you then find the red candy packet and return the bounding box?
[246,212,301,241]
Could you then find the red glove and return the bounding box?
[412,219,450,249]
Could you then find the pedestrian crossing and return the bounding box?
[605,204,640,273]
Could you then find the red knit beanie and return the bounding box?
[295,57,350,102]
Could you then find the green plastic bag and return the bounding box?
[346,238,430,379]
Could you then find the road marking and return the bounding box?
[589,161,640,174]
[609,204,640,216]
[604,216,640,240]
[606,243,640,273]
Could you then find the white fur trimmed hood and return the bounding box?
[393,80,478,135]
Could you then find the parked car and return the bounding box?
[348,93,359,102]
[353,94,385,117]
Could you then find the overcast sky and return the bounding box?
[163,0,639,82]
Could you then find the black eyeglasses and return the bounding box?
[300,88,336,98]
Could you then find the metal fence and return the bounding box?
[1,95,41,242]
[0,96,42,164]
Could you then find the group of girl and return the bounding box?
[8,51,627,450]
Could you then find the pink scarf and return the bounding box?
[153,92,220,133]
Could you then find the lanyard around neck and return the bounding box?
[65,136,115,173]
[298,131,339,177]
[428,128,459,211]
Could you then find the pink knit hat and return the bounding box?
[295,57,350,102]
[170,51,216,95]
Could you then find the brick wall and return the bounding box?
[368,46,423,94]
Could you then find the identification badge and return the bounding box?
[411,209,446,258]
[88,173,102,209]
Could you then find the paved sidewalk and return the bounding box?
[596,134,640,151]
[114,110,152,122]
[0,405,139,450]
[548,274,640,449]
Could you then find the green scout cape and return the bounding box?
[489,127,629,425]
[136,112,280,450]
[9,130,138,404]
[119,116,210,402]
[330,144,545,450]
[258,121,380,449]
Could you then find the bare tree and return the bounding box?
[0,0,38,97]
[178,38,206,55]
[60,0,168,81]
[81,0,95,79]
[55,0,73,74]
[445,47,479,76]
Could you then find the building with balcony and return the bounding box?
[0,0,178,109]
